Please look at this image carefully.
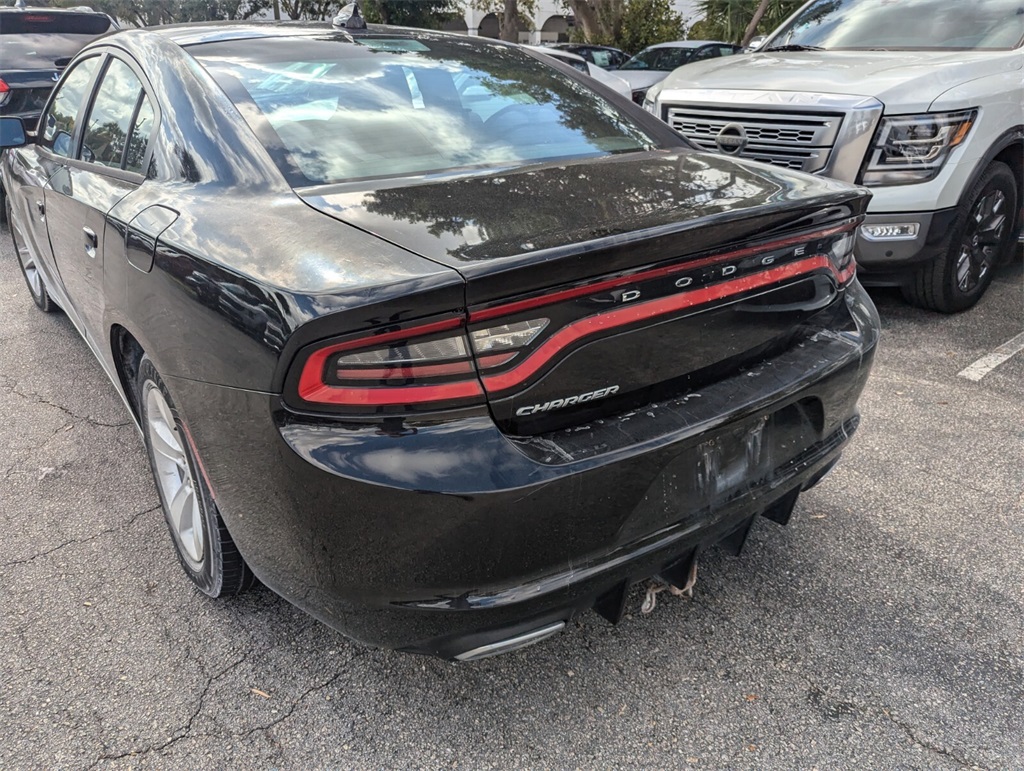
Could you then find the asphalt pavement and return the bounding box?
[1,225,1022,769]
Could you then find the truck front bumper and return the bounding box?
[855,208,958,285]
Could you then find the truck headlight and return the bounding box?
[861,110,976,186]
[641,83,662,116]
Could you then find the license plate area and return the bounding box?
[618,397,823,543]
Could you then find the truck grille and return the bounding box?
[667,106,845,174]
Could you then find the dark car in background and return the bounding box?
[0,5,116,125]
[1,23,878,660]
[549,43,631,69]
[617,40,743,104]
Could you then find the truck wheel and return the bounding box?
[902,162,1017,313]
[138,356,256,597]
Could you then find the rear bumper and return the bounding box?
[169,283,879,659]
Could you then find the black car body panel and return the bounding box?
[171,284,876,656]
[1,22,880,659]
[299,151,862,270]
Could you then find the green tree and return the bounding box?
[618,0,682,54]
[472,0,536,42]
[360,0,462,28]
[563,0,626,46]
[277,0,339,20]
[688,0,803,44]
[53,0,270,25]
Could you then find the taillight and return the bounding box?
[290,221,859,414]
[0,78,10,108]
[470,319,548,354]
[291,315,550,413]
[828,230,857,284]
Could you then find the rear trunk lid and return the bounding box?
[299,149,869,434]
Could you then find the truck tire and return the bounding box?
[902,161,1018,313]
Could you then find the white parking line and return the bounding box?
[958,331,1024,381]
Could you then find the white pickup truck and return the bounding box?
[644,0,1023,312]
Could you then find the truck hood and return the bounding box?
[614,70,669,92]
[587,65,632,98]
[658,50,1022,113]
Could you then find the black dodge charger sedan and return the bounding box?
[1,21,880,660]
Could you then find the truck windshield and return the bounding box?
[768,0,1024,51]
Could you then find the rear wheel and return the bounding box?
[902,162,1018,313]
[138,356,255,597]
[8,199,56,313]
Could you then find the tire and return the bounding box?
[902,161,1018,313]
[8,198,57,313]
[137,356,255,597]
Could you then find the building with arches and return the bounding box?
[453,1,702,47]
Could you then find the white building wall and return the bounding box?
[463,0,703,45]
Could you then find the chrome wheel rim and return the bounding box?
[145,384,205,567]
[956,188,1007,294]
[13,222,43,298]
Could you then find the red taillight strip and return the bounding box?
[481,256,837,393]
[297,316,466,403]
[470,220,859,322]
[334,360,475,380]
[476,352,518,369]
[838,260,856,285]
[299,379,484,406]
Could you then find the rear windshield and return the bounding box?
[769,0,1024,50]
[193,34,657,187]
[0,13,113,65]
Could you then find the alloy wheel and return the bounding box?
[13,222,44,298]
[955,189,1007,294]
[145,384,205,567]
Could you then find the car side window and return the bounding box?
[123,94,155,174]
[592,50,613,68]
[719,46,738,57]
[39,56,101,158]
[80,58,145,169]
[691,47,721,62]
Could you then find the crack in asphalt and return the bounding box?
[0,505,160,569]
[805,680,981,768]
[90,652,253,766]
[88,649,370,766]
[0,375,130,429]
[231,649,375,740]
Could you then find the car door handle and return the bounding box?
[36,200,45,217]
[83,226,97,259]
